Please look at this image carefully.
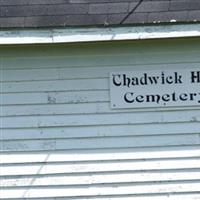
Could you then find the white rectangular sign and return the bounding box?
[110,69,200,109]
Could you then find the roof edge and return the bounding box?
[0,23,200,45]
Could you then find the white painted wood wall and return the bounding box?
[0,38,200,199]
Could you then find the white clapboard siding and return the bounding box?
[2,110,200,129]
[1,146,200,164]
[2,195,200,200]
[3,194,200,200]
[1,158,200,176]
[1,62,200,82]
[2,133,200,152]
[1,182,200,199]
[1,78,108,93]
[2,171,200,187]
[2,132,200,151]
[1,38,200,199]
[2,103,200,118]
[1,91,108,105]
[1,122,200,140]
[0,171,200,189]
[1,195,200,200]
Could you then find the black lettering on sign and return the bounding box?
[112,74,121,86]
[191,71,200,83]
[110,69,200,109]
[123,92,200,105]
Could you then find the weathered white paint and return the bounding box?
[1,158,200,176]
[2,110,200,129]
[1,38,200,199]
[1,122,200,140]
[2,195,199,200]
[0,24,200,45]
[1,182,200,198]
[0,146,200,164]
[2,171,200,187]
[1,194,200,200]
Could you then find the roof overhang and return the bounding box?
[0,23,200,45]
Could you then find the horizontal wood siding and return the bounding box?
[0,38,200,199]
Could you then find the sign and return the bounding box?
[110,69,200,109]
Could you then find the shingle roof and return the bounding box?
[0,0,200,28]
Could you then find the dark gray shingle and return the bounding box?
[0,0,199,28]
